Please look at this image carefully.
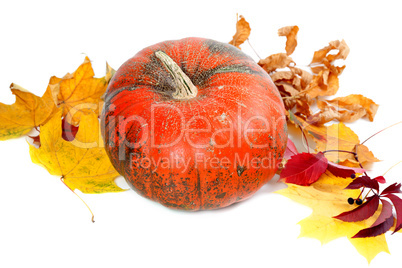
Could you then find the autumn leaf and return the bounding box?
[228,15,250,49]
[307,94,379,125]
[258,53,294,74]
[29,109,124,194]
[305,69,340,99]
[280,152,328,186]
[289,112,379,164]
[278,25,299,56]
[0,83,57,140]
[50,57,113,125]
[309,39,350,74]
[355,143,380,163]
[277,172,390,263]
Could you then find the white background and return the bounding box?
[1,0,402,267]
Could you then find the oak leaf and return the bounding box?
[228,15,250,49]
[29,109,124,194]
[277,172,390,263]
[278,25,299,56]
[0,83,57,140]
[50,57,112,125]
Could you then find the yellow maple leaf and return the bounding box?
[29,109,124,194]
[277,172,390,263]
[289,112,378,164]
[50,57,113,125]
[0,83,57,140]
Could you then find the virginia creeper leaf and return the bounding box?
[352,200,394,238]
[277,172,389,262]
[373,176,386,184]
[381,183,402,195]
[352,216,394,238]
[326,162,365,178]
[345,175,379,192]
[384,194,402,233]
[280,152,328,186]
[334,195,380,222]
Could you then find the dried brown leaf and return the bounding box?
[306,70,339,98]
[310,39,350,74]
[308,94,379,125]
[326,94,379,121]
[278,25,299,56]
[258,53,294,74]
[307,101,366,125]
[229,15,251,49]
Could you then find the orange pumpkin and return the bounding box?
[101,37,287,210]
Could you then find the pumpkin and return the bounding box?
[101,37,287,210]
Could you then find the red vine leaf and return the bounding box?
[381,183,402,195]
[334,195,380,222]
[352,215,394,238]
[372,200,394,227]
[352,199,393,238]
[374,176,386,184]
[344,175,379,192]
[384,194,402,233]
[280,152,328,186]
[326,161,365,178]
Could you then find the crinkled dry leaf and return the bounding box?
[29,109,124,194]
[228,15,250,49]
[305,69,340,99]
[278,25,299,56]
[0,83,57,140]
[277,172,390,263]
[307,94,379,125]
[50,57,111,125]
[310,39,350,74]
[258,53,294,74]
[307,101,365,125]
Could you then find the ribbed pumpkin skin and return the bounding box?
[101,37,287,210]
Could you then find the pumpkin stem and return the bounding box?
[155,51,198,100]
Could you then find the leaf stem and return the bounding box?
[60,176,95,223]
[361,121,402,145]
[247,39,262,60]
[298,125,310,153]
[383,160,402,177]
